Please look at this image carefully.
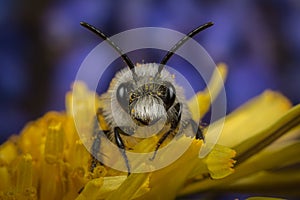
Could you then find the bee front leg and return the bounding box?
[150,102,182,160]
[188,119,205,140]
[89,115,110,173]
[114,127,131,175]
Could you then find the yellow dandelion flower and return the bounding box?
[1,63,300,200]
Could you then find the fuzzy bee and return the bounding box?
[80,21,213,174]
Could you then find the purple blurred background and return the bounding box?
[1,0,300,146]
[1,1,300,199]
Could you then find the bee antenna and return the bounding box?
[80,22,138,80]
[157,22,214,75]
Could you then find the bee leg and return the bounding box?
[79,115,109,194]
[114,127,131,175]
[150,103,182,161]
[89,115,110,173]
[90,132,100,172]
[189,119,205,140]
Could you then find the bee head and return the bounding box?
[116,73,176,126]
[80,21,213,127]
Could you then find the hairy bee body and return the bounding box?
[100,63,191,145]
[80,21,213,174]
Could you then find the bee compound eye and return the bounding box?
[159,82,176,110]
[116,82,133,111]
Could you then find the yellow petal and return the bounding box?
[76,174,149,200]
[179,104,300,196]
[19,121,45,161]
[100,176,127,197]
[66,139,90,171]
[40,115,68,200]
[66,81,99,117]
[235,104,300,163]
[138,139,203,200]
[179,96,295,196]
[0,140,18,165]
[10,154,37,200]
[217,90,292,148]
[65,167,88,199]
[15,154,34,194]
[76,177,104,200]
[0,167,11,191]
[232,169,300,197]
[227,139,300,193]
[188,63,227,121]
[44,119,64,164]
[131,137,235,200]
[204,144,236,179]
[0,139,19,191]
[66,81,107,149]
[106,173,150,200]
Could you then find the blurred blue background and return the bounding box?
[1,0,300,146]
[1,0,300,199]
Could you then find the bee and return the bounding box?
[80,21,213,174]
